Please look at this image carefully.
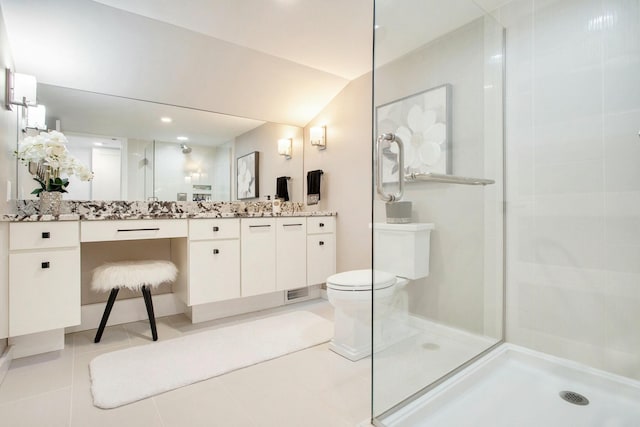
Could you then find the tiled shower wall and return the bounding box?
[502,0,640,379]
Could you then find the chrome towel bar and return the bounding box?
[405,172,495,186]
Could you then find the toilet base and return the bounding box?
[329,340,371,361]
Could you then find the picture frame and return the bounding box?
[376,84,452,183]
[236,151,259,199]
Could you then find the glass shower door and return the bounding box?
[371,0,506,422]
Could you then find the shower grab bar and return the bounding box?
[376,133,404,202]
[405,172,495,186]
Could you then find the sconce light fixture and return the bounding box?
[26,104,47,130]
[278,138,292,159]
[5,68,37,110]
[310,126,326,150]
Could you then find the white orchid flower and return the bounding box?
[14,130,93,194]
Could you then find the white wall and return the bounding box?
[373,19,504,335]
[499,0,640,379]
[0,2,17,349]
[304,73,373,273]
[234,122,303,202]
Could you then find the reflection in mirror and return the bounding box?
[17,84,268,201]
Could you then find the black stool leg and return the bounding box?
[141,285,158,341]
[95,288,119,343]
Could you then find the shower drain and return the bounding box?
[559,391,589,406]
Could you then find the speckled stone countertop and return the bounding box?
[2,200,336,222]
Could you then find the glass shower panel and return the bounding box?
[372,0,505,421]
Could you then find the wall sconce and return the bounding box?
[5,68,37,110]
[26,104,47,130]
[310,126,326,150]
[278,138,292,159]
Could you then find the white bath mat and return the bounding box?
[89,311,332,409]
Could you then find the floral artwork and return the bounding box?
[236,151,259,199]
[376,84,451,182]
[15,130,93,195]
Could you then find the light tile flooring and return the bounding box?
[0,299,372,427]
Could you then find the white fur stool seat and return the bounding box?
[91,260,178,343]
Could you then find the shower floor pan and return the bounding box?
[380,344,640,427]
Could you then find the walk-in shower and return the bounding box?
[371,0,640,425]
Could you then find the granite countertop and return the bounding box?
[2,200,336,222]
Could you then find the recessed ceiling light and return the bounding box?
[161,117,172,123]
[94,142,103,146]
[177,136,189,141]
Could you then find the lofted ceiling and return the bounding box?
[1,0,506,131]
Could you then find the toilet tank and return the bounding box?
[373,223,435,280]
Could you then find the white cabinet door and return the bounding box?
[189,239,240,305]
[276,218,307,291]
[307,234,336,286]
[241,218,276,297]
[9,248,81,336]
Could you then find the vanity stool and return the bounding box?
[91,260,178,343]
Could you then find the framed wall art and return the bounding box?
[236,151,259,199]
[376,84,452,183]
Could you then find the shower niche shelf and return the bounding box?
[405,172,495,186]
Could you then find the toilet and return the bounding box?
[326,223,435,361]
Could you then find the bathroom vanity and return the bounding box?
[0,201,336,357]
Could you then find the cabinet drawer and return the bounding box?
[189,240,240,305]
[10,221,79,251]
[189,219,239,241]
[81,219,188,242]
[9,248,81,336]
[307,216,335,234]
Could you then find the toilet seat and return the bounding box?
[326,269,396,291]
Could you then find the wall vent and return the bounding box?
[285,287,310,303]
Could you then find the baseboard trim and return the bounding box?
[0,344,13,385]
[66,293,186,333]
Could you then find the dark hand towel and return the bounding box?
[276,176,289,201]
[306,170,323,205]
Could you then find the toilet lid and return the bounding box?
[326,269,395,290]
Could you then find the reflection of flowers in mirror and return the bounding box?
[14,130,94,195]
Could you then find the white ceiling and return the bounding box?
[92,0,374,81]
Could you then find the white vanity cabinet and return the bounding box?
[8,222,81,337]
[241,218,276,296]
[188,219,241,305]
[307,217,336,286]
[276,218,307,291]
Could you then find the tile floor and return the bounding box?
[0,299,372,427]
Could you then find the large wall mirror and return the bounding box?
[17,84,304,202]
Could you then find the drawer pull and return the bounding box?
[213,226,220,232]
[116,228,161,232]
[41,232,50,239]
[213,249,220,254]
[319,223,325,227]
[249,225,271,228]
[41,261,50,269]
[283,223,303,227]
[319,241,325,246]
